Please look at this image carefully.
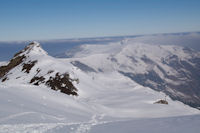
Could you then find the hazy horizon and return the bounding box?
[0,0,200,41]
[0,31,199,42]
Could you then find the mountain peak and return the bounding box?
[0,41,78,96]
[14,41,47,58]
[27,41,40,49]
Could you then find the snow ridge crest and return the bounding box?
[14,41,47,58]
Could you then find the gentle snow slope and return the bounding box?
[0,69,199,132]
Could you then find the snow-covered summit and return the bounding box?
[0,42,78,96]
[14,41,47,58]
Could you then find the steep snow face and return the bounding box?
[68,39,200,108]
[12,41,48,59]
[0,42,79,95]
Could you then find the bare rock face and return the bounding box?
[119,54,200,108]
[154,100,168,105]
[0,42,78,96]
[0,55,25,80]
[46,73,78,96]
[114,45,200,108]
[22,60,38,73]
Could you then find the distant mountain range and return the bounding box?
[1,35,200,108]
[0,31,200,61]
[59,39,200,108]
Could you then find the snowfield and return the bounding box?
[0,80,199,133]
[89,115,200,133]
[0,80,200,133]
[0,41,200,133]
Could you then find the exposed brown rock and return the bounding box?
[1,42,79,96]
[2,77,8,82]
[154,99,168,105]
[30,76,45,85]
[47,70,54,74]
[22,60,37,73]
[0,55,25,79]
[46,72,78,96]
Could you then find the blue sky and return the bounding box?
[0,0,200,41]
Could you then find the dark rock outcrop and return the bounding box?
[0,42,79,96]
[119,53,200,108]
[154,99,168,105]
[0,55,26,79]
[22,60,37,73]
[46,73,78,96]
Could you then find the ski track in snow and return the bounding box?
[0,114,108,133]
[0,112,36,123]
[73,114,105,133]
[0,112,66,123]
[0,123,69,133]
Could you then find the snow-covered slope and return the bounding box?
[0,71,199,132]
[0,41,79,95]
[88,115,200,133]
[0,41,200,133]
[68,39,200,108]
